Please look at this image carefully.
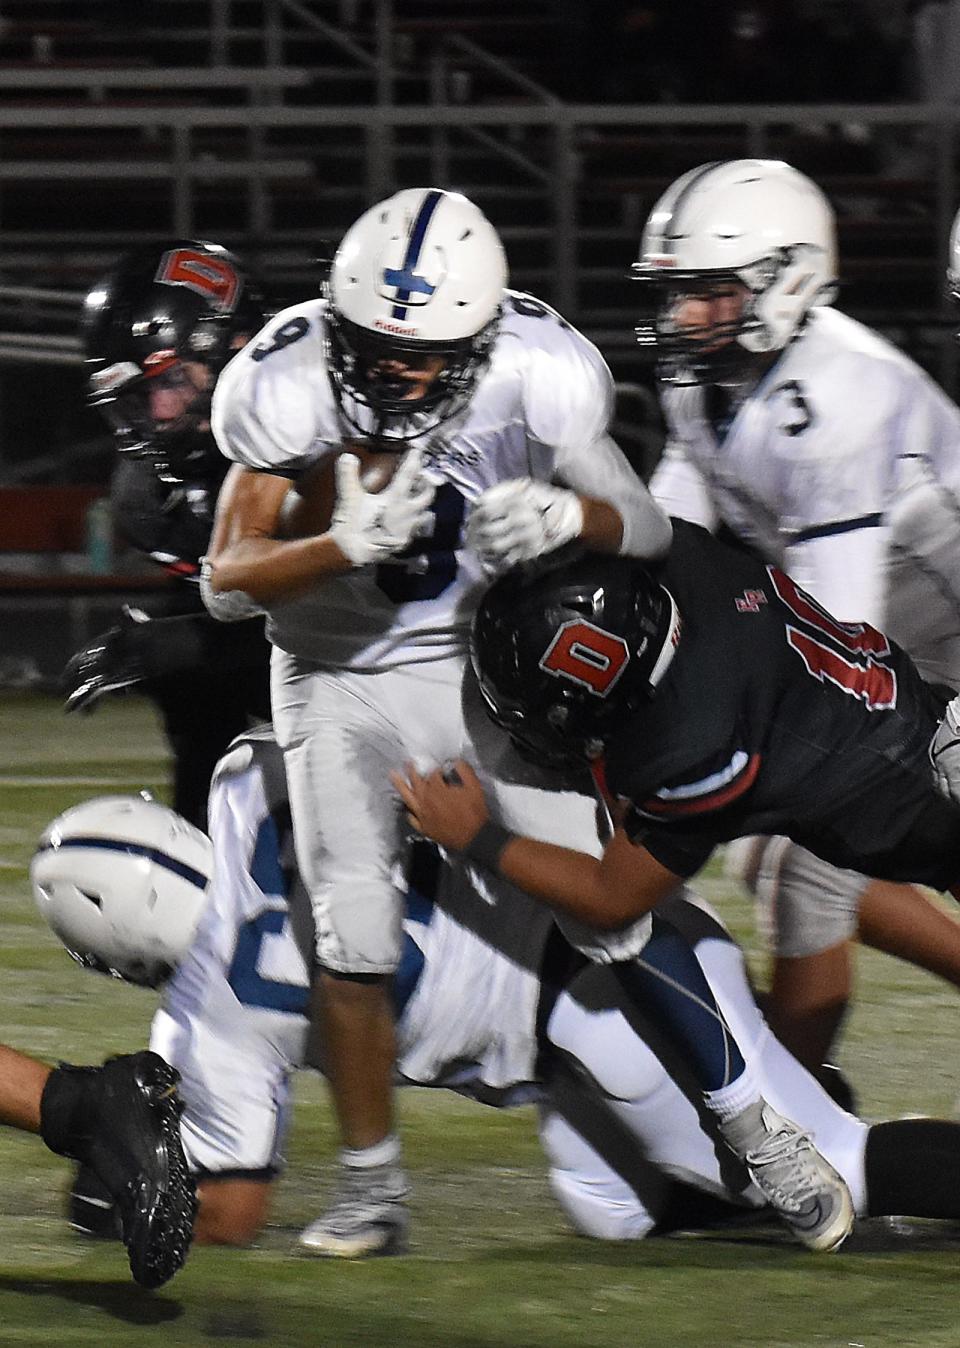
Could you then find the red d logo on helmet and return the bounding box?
[154,248,240,312]
[539,619,630,697]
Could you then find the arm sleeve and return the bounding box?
[199,559,266,623]
[881,382,960,634]
[556,432,673,561]
[521,323,672,561]
[649,441,719,531]
[131,611,268,680]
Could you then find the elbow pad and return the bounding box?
[199,557,265,623]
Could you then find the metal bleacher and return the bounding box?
[0,2,955,366]
[0,4,955,461]
[0,0,957,684]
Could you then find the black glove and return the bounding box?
[62,606,151,714]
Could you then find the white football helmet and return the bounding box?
[633,159,838,383]
[948,202,960,307]
[326,187,508,435]
[31,794,212,988]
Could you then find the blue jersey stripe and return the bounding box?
[391,189,444,319]
[792,513,883,545]
[35,837,208,890]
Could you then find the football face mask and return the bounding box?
[90,357,217,481]
[637,275,758,384]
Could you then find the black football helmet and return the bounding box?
[82,239,267,480]
[471,552,682,766]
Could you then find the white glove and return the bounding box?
[329,448,435,567]
[466,478,584,571]
[931,693,960,806]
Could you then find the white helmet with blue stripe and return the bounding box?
[327,187,508,434]
[31,794,212,988]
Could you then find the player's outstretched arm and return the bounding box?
[392,759,682,929]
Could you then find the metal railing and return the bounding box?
[0,100,955,311]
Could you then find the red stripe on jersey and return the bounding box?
[589,757,614,809]
[638,752,762,818]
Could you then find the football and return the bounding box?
[278,441,405,539]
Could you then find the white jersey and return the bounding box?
[151,728,867,1234]
[150,727,552,1173]
[212,292,660,670]
[650,306,960,685]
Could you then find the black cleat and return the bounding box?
[68,1160,122,1240]
[41,1050,197,1289]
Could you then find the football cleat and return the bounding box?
[41,1050,197,1288]
[299,1162,409,1259]
[720,1099,854,1252]
[68,1160,122,1239]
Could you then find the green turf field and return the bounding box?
[1,690,960,1346]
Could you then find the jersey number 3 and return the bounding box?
[770,567,897,711]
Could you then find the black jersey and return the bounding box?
[606,521,960,890]
[111,453,229,583]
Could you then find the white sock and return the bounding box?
[341,1133,402,1170]
[704,1066,761,1122]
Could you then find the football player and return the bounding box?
[0,1040,194,1287]
[394,525,960,974]
[62,239,273,829]
[33,731,960,1250]
[203,188,850,1258]
[633,158,960,1072]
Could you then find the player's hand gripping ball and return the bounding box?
[279,440,411,538]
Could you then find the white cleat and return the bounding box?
[721,1100,854,1252]
[299,1163,409,1259]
